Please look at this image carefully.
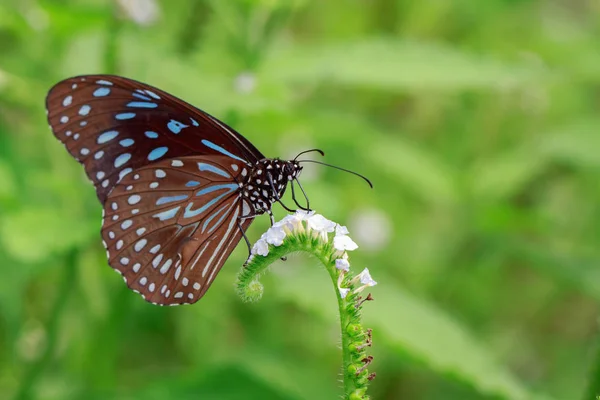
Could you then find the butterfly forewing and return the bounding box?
[46,75,264,203]
[102,155,256,305]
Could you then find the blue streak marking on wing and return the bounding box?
[202,203,232,234]
[144,90,161,99]
[185,180,201,187]
[120,139,134,147]
[167,119,188,134]
[153,206,181,221]
[184,184,238,219]
[116,112,136,120]
[127,101,158,108]
[195,184,238,196]
[97,130,119,144]
[93,87,110,97]
[145,131,159,139]
[197,162,231,178]
[148,147,168,161]
[201,140,247,163]
[96,80,113,85]
[156,194,189,205]
[191,118,199,126]
[132,92,152,101]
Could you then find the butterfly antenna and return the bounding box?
[297,160,373,188]
[293,148,325,161]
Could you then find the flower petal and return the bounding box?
[335,258,350,272]
[358,268,377,286]
[265,225,286,246]
[333,235,358,251]
[335,224,349,236]
[307,214,336,233]
[251,238,269,256]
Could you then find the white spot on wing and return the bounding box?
[128,195,141,205]
[152,254,163,268]
[160,259,172,274]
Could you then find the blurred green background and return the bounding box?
[1,0,599,399]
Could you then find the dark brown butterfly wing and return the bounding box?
[46,74,263,203]
[101,155,256,305]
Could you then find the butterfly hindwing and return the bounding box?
[101,155,256,305]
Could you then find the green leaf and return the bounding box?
[262,39,550,92]
[91,365,295,400]
[368,136,459,205]
[469,147,548,201]
[232,346,339,400]
[541,119,600,168]
[0,208,95,263]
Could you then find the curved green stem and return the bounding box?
[236,232,374,400]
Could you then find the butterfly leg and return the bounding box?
[291,181,310,211]
[237,220,253,266]
[293,178,311,211]
[266,173,296,213]
[268,209,275,226]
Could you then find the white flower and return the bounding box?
[339,288,350,299]
[358,268,377,286]
[335,224,349,236]
[280,210,314,232]
[265,225,286,246]
[335,258,350,272]
[333,235,358,251]
[251,239,269,256]
[307,214,336,241]
[307,214,336,232]
[250,210,359,259]
[352,268,378,293]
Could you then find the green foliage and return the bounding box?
[0,0,598,399]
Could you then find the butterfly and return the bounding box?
[45,75,317,306]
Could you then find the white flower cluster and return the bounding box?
[250,210,377,299]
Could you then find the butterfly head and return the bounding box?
[283,160,302,181]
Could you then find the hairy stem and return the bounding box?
[236,233,373,400]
